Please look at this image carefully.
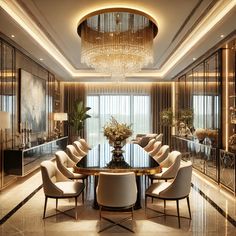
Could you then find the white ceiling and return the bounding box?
[0,0,235,81]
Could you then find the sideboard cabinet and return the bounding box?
[171,135,218,182]
[4,136,68,176]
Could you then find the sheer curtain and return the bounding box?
[86,83,151,146]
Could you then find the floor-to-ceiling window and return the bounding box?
[86,83,151,146]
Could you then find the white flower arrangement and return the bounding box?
[194,128,207,141]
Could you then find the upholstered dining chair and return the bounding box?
[145,161,193,228]
[152,145,170,164]
[73,141,87,156]
[143,138,156,152]
[55,150,87,185]
[66,144,85,163]
[149,151,181,183]
[79,138,91,152]
[40,160,85,220]
[148,141,162,157]
[155,133,163,142]
[96,172,137,233]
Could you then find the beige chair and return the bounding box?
[152,145,170,163]
[55,150,87,185]
[155,133,163,142]
[149,151,181,183]
[40,160,85,220]
[66,144,85,163]
[145,161,192,228]
[73,141,87,156]
[96,172,137,233]
[148,141,162,157]
[79,138,91,152]
[143,138,156,152]
[130,134,146,144]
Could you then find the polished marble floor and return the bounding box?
[0,169,236,236]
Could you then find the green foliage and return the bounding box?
[69,100,91,135]
[178,108,194,127]
[160,108,174,126]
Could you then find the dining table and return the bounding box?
[73,142,161,209]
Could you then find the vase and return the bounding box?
[106,139,130,168]
[110,139,126,161]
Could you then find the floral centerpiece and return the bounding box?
[194,128,207,143]
[103,117,133,162]
[103,116,133,143]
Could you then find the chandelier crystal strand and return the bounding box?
[78,9,158,80]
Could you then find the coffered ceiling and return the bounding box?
[0,0,235,81]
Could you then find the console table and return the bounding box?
[4,136,68,176]
[171,135,218,182]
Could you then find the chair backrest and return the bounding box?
[156,133,163,142]
[138,136,151,147]
[145,133,158,139]
[160,151,181,179]
[73,141,87,156]
[40,160,66,197]
[55,151,75,179]
[143,138,156,152]
[97,172,137,208]
[159,161,193,199]
[153,145,170,163]
[79,138,90,152]
[148,141,162,157]
[66,144,83,163]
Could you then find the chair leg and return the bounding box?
[82,189,84,204]
[164,199,166,215]
[43,196,48,219]
[176,200,180,228]
[56,198,58,210]
[145,196,147,216]
[187,196,191,219]
[75,197,78,220]
[99,206,102,221]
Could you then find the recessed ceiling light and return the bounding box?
[220,34,225,38]
[39,58,43,61]
[193,57,196,61]
[11,34,15,38]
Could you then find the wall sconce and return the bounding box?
[0,111,11,149]
[53,113,68,137]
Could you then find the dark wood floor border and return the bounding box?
[191,183,236,227]
[0,185,42,225]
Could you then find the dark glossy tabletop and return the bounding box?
[74,143,161,175]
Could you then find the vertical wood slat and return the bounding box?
[64,83,86,143]
[151,82,172,145]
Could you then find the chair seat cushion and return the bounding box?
[67,168,87,179]
[146,182,171,197]
[55,181,84,197]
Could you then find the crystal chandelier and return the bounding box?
[77,8,158,80]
